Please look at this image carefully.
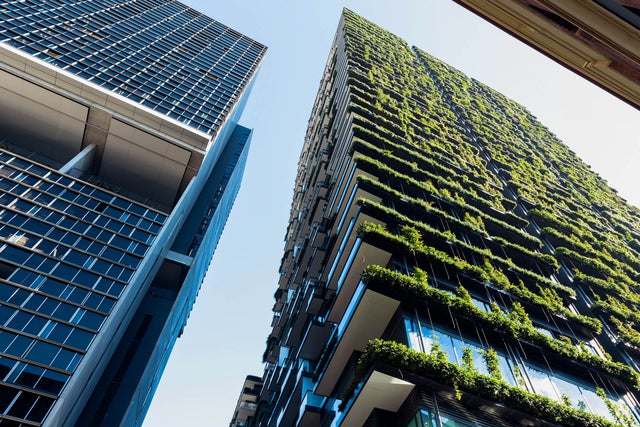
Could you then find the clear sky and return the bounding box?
[142,1,639,426]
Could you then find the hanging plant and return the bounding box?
[342,339,616,427]
[360,265,637,386]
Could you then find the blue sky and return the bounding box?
[142,1,639,426]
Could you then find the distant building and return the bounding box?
[0,1,265,426]
[244,9,640,426]
[230,375,263,427]
[453,0,640,109]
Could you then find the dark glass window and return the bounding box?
[7,391,38,418]
[51,347,78,371]
[102,246,124,263]
[119,269,133,282]
[8,288,30,306]
[21,218,50,235]
[23,315,47,335]
[107,264,124,280]
[7,334,32,358]
[32,239,58,257]
[0,282,16,300]
[97,297,115,313]
[67,287,89,306]
[78,310,105,331]
[0,356,15,379]
[46,322,72,344]
[37,369,68,394]
[0,245,30,263]
[26,341,60,366]
[23,294,45,312]
[27,395,55,423]
[106,281,124,298]
[66,328,92,350]
[38,298,60,317]
[52,303,76,323]
[92,259,110,275]
[0,388,20,416]
[0,303,15,325]
[7,311,31,331]
[15,363,44,388]
[52,263,78,282]
[24,253,46,270]
[40,278,67,298]
[64,250,90,267]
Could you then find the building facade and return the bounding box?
[452,0,640,109]
[0,1,265,426]
[230,375,263,427]
[246,9,640,427]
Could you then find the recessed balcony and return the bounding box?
[298,317,333,361]
[315,285,400,396]
[295,391,324,427]
[338,370,414,427]
[326,238,391,324]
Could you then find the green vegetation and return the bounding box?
[344,339,616,427]
[360,265,635,385]
[334,8,640,424]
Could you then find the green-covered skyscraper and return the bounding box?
[236,9,640,427]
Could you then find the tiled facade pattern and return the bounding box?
[0,0,265,133]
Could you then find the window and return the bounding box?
[403,316,638,422]
[37,368,68,394]
[7,391,38,419]
[0,356,16,380]
[26,341,60,366]
[25,394,55,423]
[7,334,31,358]
[439,414,473,427]
[406,409,437,427]
[0,260,17,280]
[404,317,515,386]
[14,363,44,388]
[45,322,72,345]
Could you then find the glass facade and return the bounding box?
[0,149,165,425]
[0,0,265,134]
[403,315,634,423]
[0,1,265,425]
[406,410,437,427]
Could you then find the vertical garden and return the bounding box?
[338,8,640,426]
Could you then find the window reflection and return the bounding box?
[0,149,169,420]
[403,315,637,422]
[404,317,516,385]
[439,414,473,427]
[405,409,437,427]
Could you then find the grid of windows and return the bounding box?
[0,0,266,134]
[0,149,167,424]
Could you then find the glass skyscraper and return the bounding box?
[240,9,640,427]
[0,1,265,426]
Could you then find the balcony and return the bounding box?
[273,360,315,427]
[315,283,400,396]
[298,316,333,361]
[296,391,324,427]
[337,369,414,427]
[232,400,259,423]
[326,238,391,324]
[304,280,328,316]
[324,183,383,274]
